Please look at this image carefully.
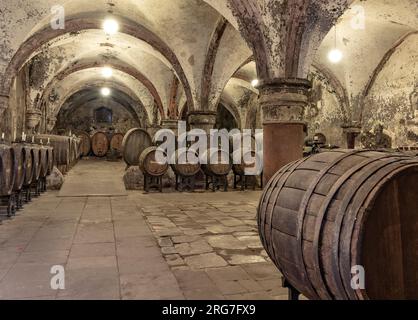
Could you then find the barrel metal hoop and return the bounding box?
[339,160,418,299]
[296,149,370,299]
[314,154,406,299]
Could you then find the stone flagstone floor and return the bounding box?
[0,187,291,300]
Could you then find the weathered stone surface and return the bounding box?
[123,166,144,190]
[207,235,247,250]
[184,253,228,269]
[46,167,64,190]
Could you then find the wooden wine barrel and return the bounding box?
[21,146,34,186]
[110,133,124,153]
[201,149,232,176]
[258,150,418,300]
[139,147,169,177]
[31,135,70,167]
[91,132,109,157]
[0,144,15,196]
[39,146,49,178]
[11,144,26,192]
[31,145,42,182]
[232,150,262,176]
[171,149,201,177]
[77,131,91,157]
[122,128,152,167]
[46,146,54,174]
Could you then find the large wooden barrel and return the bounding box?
[31,145,42,182]
[46,146,54,174]
[258,150,418,300]
[77,131,91,157]
[201,149,232,176]
[31,135,70,167]
[11,144,26,192]
[0,144,15,196]
[39,146,49,178]
[139,147,169,177]
[91,132,109,157]
[21,145,34,186]
[171,149,201,177]
[122,128,152,167]
[232,150,262,176]
[110,133,124,153]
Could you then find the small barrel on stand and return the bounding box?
[171,149,201,192]
[202,149,232,192]
[122,128,152,169]
[0,143,16,217]
[232,150,263,190]
[139,146,169,192]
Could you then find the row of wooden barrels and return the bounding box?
[77,131,125,158]
[120,128,261,178]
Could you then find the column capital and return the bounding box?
[258,78,311,124]
[187,111,217,132]
[26,108,42,131]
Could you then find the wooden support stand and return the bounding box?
[144,173,163,193]
[0,194,16,217]
[30,180,41,198]
[205,174,228,192]
[175,174,196,192]
[14,191,24,210]
[282,277,301,301]
[233,174,263,190]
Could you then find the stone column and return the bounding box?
[259,78,311,184]
[342,125,361,149]
[161,119,180,136]
[46,115,57,133]
[187,111,217,134]
[26,108,42,133]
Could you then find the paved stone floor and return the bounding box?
[0,161,289,300]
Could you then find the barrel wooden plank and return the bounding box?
[122,128,152,167]
[110,133,124,153]
[11,144,26,191]
[0,144,15,196]
[77,131,91,157]
[91,132,109,157]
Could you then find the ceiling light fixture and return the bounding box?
[328,26,343,64]
[102,67,113,78]
[103,19,119,35]
[101,87,111,96]
[251,79,259,88]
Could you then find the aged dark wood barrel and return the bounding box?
[21,145,34,186]
[139,147,169,177]
[39,146,49,178]
[110,133,124,153]
[11,144,26,192]
[77,131,91,157]
[122,128,152,167]
[0,144,15,196]
[171,149,201,177]
[31,145,42,182]
[45,146,54,174]
[232,150,262,176]
[201,149,232,176]
[91,132,109,157]
[31,135,70,167]
[258,150,418,300]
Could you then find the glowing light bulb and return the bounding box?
[328,49,343,64]
[102,67,113,78]
[251,79,259,88]
[103,19,119,35]
[101,87,111,96]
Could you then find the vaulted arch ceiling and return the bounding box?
[44,68,153,122]
[0,0,252,114]
[59,88,147,128]
[316,0,418,119]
